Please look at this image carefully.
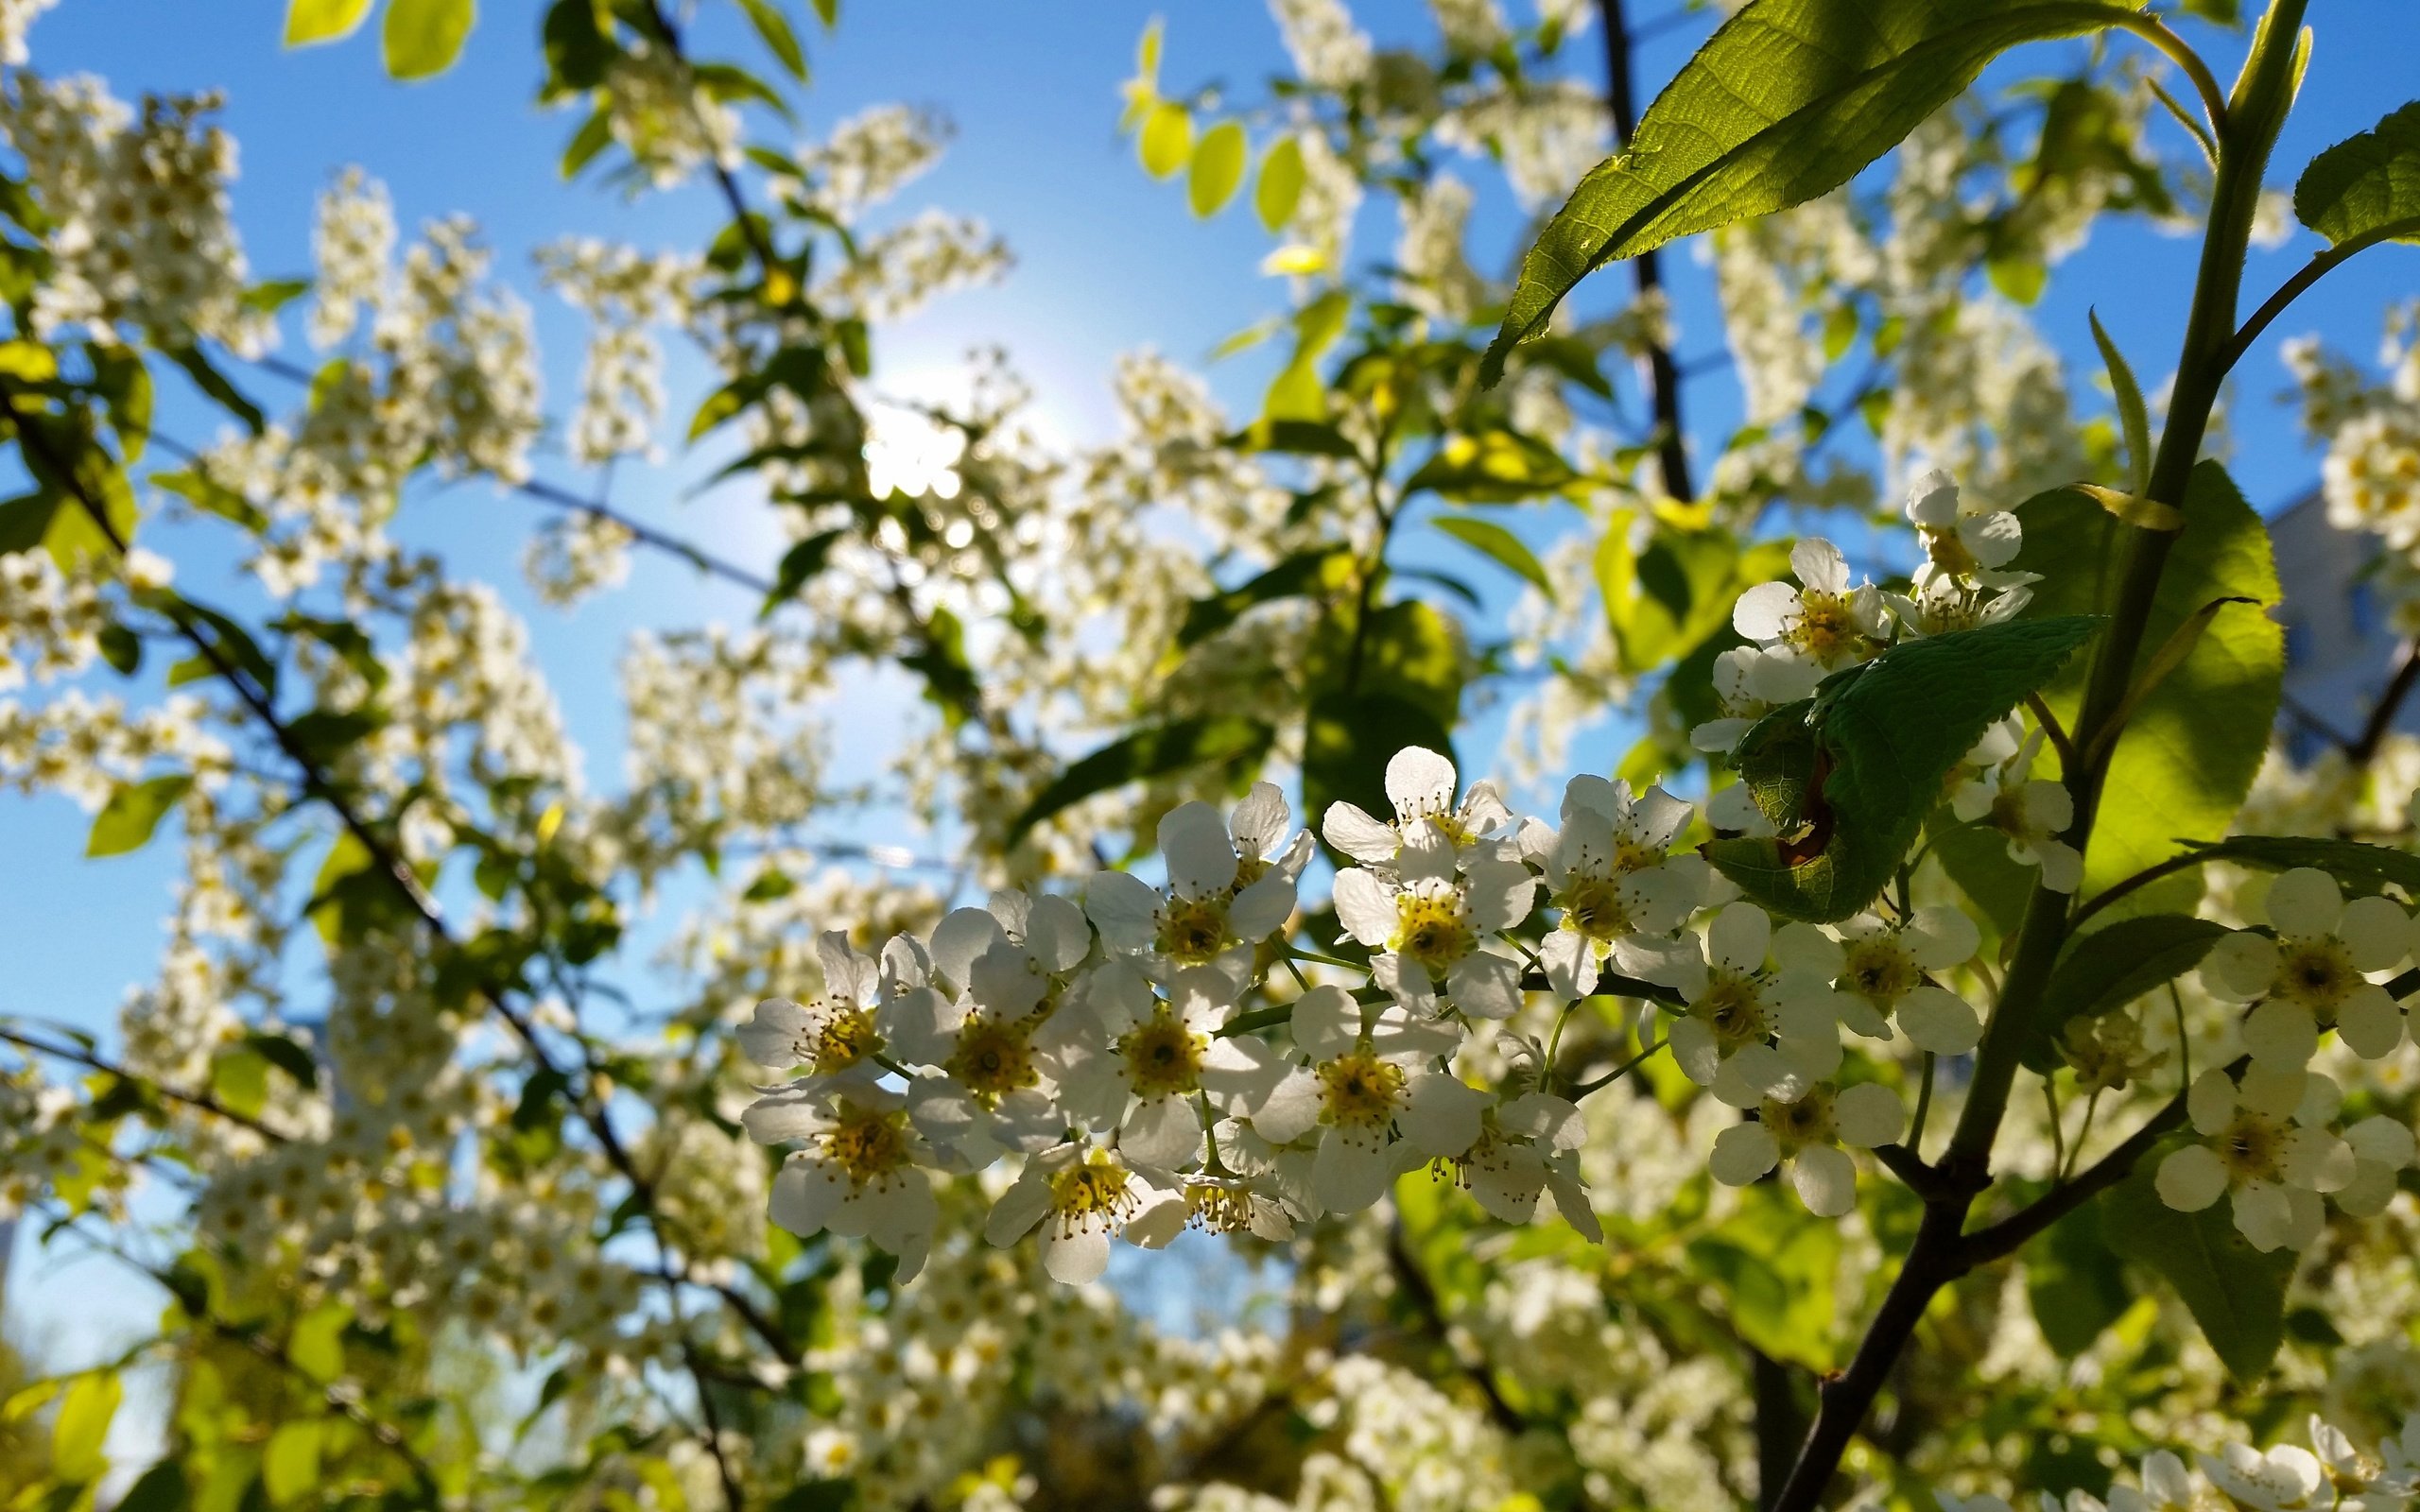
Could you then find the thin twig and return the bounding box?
[0,1024,287,1142]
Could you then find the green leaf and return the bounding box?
[1230,417,1358,459]
[1705,616,2104,921]
[2182,834,2420,898]
[735,0,807,80]
[384,0,475,80]
[2101,1148,2293,1380]
[1479,0,2137,384]
[2022,914,2228,1073]
[544,0,614,91]
[1432,514,1553,598]
[288,1302,351,1383]
[1139,101,1193,180]
[285,0,372,45]
[2017,463,2282,914]
[562,108,614,178]
[1188,121,1249,217]
[1598,520,1787,676]
[0,490,60,556]
[152,467,268,532]
[1178,547,1350,648]
[246,1031,321,1092]
[1304,691,1454,853]
[97,623,142,675]
[163,344,265,435]
[2026,1202,2133,1358]
[1310,599,1465,727]
[1255,134,1305,232]
[1402,429,1576,504]
[87,774,194,858]
[1011,716,1276,843]
[2089,309,2152,495]
[51,1371,119,1483]
[92,344,153,463]
[760,529,842,618]
[114,1461,190,1512]
[809,0,836,26]
[263,1419,323,1506]
[2293,100,2420,248]
[212,1046,270,1120]
[1683,1183,1841,1370]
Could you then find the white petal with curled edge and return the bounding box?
[1708,902,1772,972]
[2155,1144,2227,1211]
[1896,986,1982,1055]
[1790,1143,1858,1216]
[2186,1068,2238,1136]
[1024,893,1092,973]
[1290,985,1364,1060]
[2201,932,2278,1002]
[1634,785,1695,850]
[1540,929,1598,1002]
[1559,773,1617,823]
[814,933,861,998]
[770,1154,843,1237]
[1251,1069,1322,1145]
[1447,951,1524,1020]
[1828,987,1892,1040]
[736,999,812,1069]
[2262,867,2343,939]
[1770,921,1842,978]
[1692,716,1754,754]
[1790,537,1849,593]
[1909,905,1980,969]
[1834,1082,1906,1147]
[1746,647,1825,703]
[1500,1091,1582,1150]
[1468,1146,1547,1224]
[1546,1156,1603,1242]
[1083,871,1162,954]
[1905,467,1959,526]
[1161,800,1240,901]
[2336,984,2405,1058]
[1384,745,1458,820]
[2232,1180,2294,1252]
[1733,580,1800,643]
[1463,860,1538,932]
[1230,782,1290,858]
[1045,1226,1112,1285]
[1668,1017,1720,1087]
[2031,836,2083,893]
[929,906,1006,989]
[1124,1186,1190,1249]
[2339,893,2413,971]
[1708,1122,1779,1187]
[1322,801,1400,864]
[983,1170,1052,1247]
[741,1089,825,1145]
[1312,1129,1393,1214]
[2242,999,2320,1071]
[1963,509,2023,569]
[1332,868,1400,948]
[1122,1094,1202,1169]
[1399,1072,1485,1158]
[1228,871,1298,942]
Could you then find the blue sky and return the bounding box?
[7,0,2419,1366]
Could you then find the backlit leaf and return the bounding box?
[285,0,372,46]
[2293,100,2420,248]
[1010,716,1275,843]
[87,773,194,858]
[1255,134,1305,232]
[1188,121,1248,216]
[1140,101,1192,180]
[2102,1149,2292,1380]
[384,0,475,80]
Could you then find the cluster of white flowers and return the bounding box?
[0,547,106,690]
[2290,306,2420,584]
[815,208,1012,323]
[0,0,56,66]
[2153,867,2419,1250]
[788,103,951,221]
[0,71,269,353]
[1933,1412,2420,1511]
[600,39,739,189]
[537,237,699,469]
[1392,173,1490,322]
[1268,0,1372,92]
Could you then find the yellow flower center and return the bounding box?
[947,1016,1039,1106]
[1318,1050,1407,1131]
[1789,592,1868,663]
[810,1002,879,1075]
[2271,937,2358,1013]
[2216,1111,2288,1183]
[1988,786,2033,839]
[1761,1089,1835,1153]
[1046,1153,1140,1235]
[1559,876,1634,942]
[1841,939,1917,1004]
[1698,971,1773,1051]
[1923,526,1979,578]
[821,1104,913,1186]
[1184,1178,1257,1234]
[1119,1012,1208,1098]
[1394,888,1475,971]
[1157,897,1232,965]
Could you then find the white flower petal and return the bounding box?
[1709,1122,1780,1186]
[2338,894,2413,971]
[2336,984,2405,1058]
[1896,987,1982,1055]
[984,1171,1052,1247]
[1229,782,1290,858]
[1790,537,1849,594]
[1384,746,1458,820]
[2242,998,2320,1070]
[1399,1073,1486,1158]
[2155,1144,2227,1211]
[1312,1129,1394,1214]
[2262,867,2343,939]
[1322,801,1401,864]
[1228,872,1299,942]
[1708,902,1772,972]
[1045,1227,1112,1285]
[2202,932,2279,1002]
[1332,868,1400,948]
[1834,1082,1906,1148]
[1447,951,1526,1020]
[1289,985,1364,1060]
[2187,1068,2239,1136]
[1789,1143,1858,1216]
[1732,580,1799,643]
[1083,871,1164,954]
[929,906,1006,989]
[1122,1094,1202,1169]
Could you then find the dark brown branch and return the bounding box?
[1599,0,1693,503]
[1387,1217,1530,1438]
[0,1025,287,1142]
[2349,640,2420,765]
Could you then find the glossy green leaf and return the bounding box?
[1255,134,1305,232]
[1177,547,1350,648]
[51,1371,119,1483]
[1188,121,1248,216]
[384,0,475,80]
[115,1461,190,1512]
[163,344,265,435]
[1139,101,1192,180]
[263,1419,323,1505]
[2026,1202,2134,1358]
[87,773,194,858]
[247,1030,322,1092]
[2022,914,2229,1073]
[544,0,614,92]
[1480,0,2137,384]
[760,528,842,619]
[1433,514,1553,598]
[1403,429,1575,504]
[1598,519,1788,676]
[2102,1149,2293,1380]
[735,0,808,80]
[2293,100,2420,248]
[285,0,372,46]
[1011,716,1275,844]
[212,1046,270,1120]
[153,467,268,533]
[2182,834,2420,898]
[2089,309,2152,495]
[2017,463,2282,915]
[1705,615,2103,921]
[289,1302,352,1383]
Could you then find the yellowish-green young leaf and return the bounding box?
[285,0,372,46]
[384,0,475,81]
[1480,0,2141,385]
[263,1419,323,1506]
[2015,463,2282,916]
[2071,482,2183,533]
[1139,100,1193,180]
[41,455,137,572]
[1188,121,1248,216]
[0,338,58,379]
[212,1045,271,1120]
[2293,100,2420,248]
[1134,16,1163,85]
[2101,1152,2293,1380]
[51,1371,120,1483]
[1433,514,1554,599]
[735,0,807,81]
[1254,134,1305,232]
[809,0,837,27]
[1263,355,1325,422]
[289,1302,354,1384]
[1683,1184,1841,1371]
[2088,309,2153,495]
[87,773,194,858]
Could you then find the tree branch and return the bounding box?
[0,1024,287,1143]
[1599,0,1693,504]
